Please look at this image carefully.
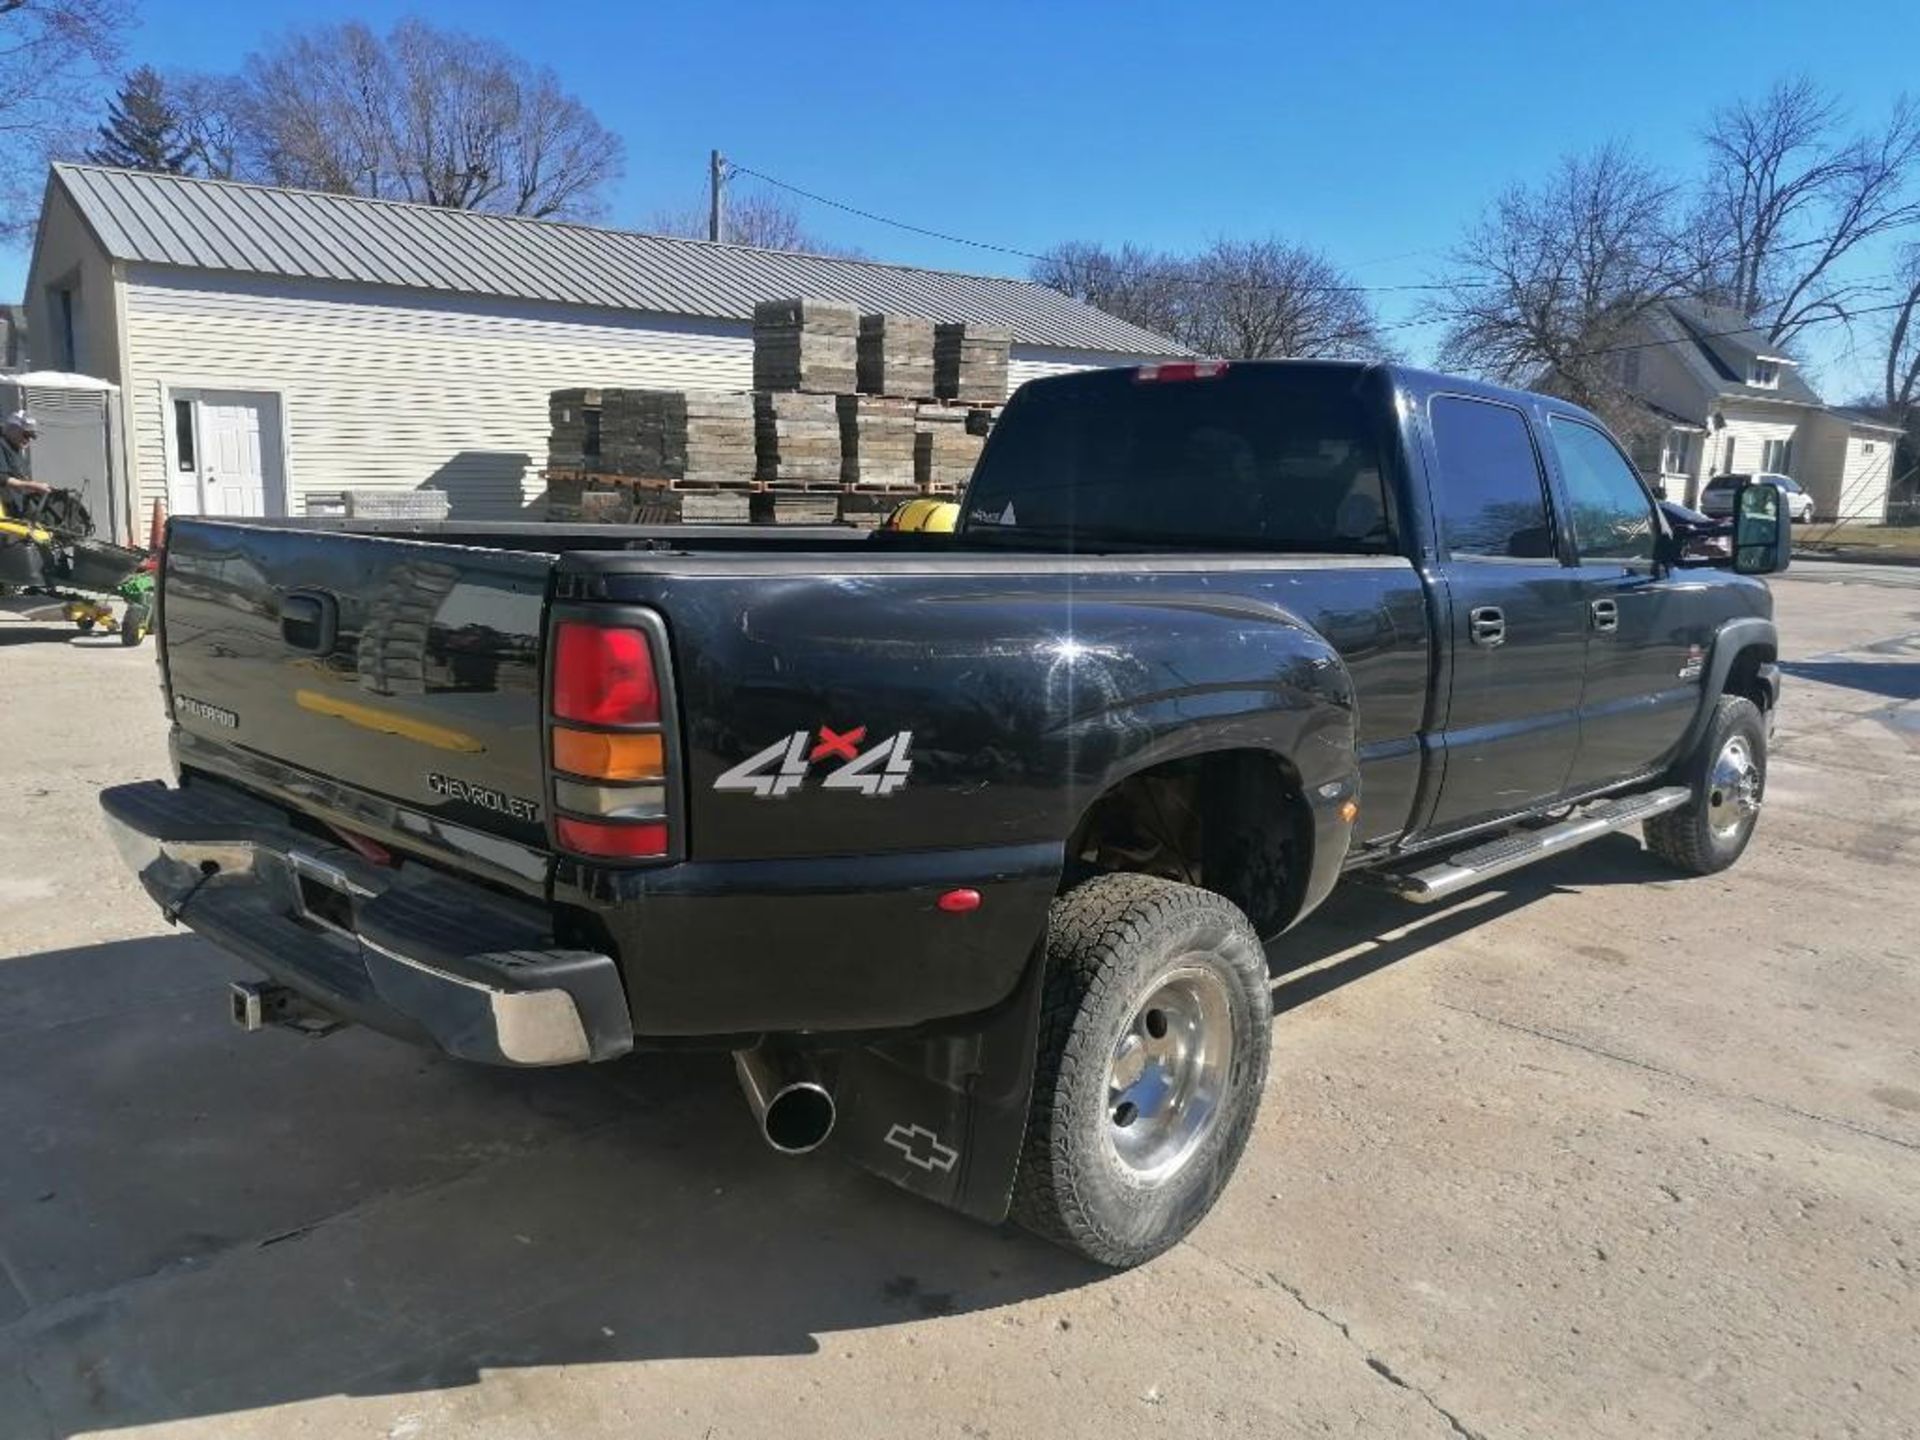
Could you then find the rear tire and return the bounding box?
[1644,695,1766,875]
[1011,873,1272,1269]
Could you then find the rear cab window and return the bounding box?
[1425,396,1556,560]
[959,364,1395,552]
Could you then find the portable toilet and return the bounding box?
[0,372,127,542]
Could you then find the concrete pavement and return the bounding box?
[1,561,1915,1439]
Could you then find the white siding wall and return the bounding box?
[1833,426,1898,523]
[120,268,1143,520]
[1705,404,1804,483]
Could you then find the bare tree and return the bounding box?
[1182,239,1387,360]
[0,0,132,238]
[648,189,864,256]
[234,19,622,219]
[1699,77,1920,343]
[167,70,249,180]
[1031,241,1187,342]
[1431,143,1695,430]
[1032,237,1388,359]
[1879,246,1920,419]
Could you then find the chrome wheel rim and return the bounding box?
[1104,963,1234,1185]
[1706,734,1761,839]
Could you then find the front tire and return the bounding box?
[119,602,151,647]
[1011,873,1272,1268]
[1644,694,1766,874]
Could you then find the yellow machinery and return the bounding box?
[881,497,960,533]
[0,498,154,645]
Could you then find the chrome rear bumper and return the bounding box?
[101,779,632,1066]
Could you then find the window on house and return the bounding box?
[1719,435,1736,474]
[1863,441,1877,455]
[54,287,76,370]
[1762,437,1792,474]
[173,399,196,471]
[1750,360,1779,388]
[1663,431,1691,475]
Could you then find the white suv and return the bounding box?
[1699,472,1815,523]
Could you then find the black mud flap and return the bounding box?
[833,946,1047,1223]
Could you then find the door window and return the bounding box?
[1548,417,1656,563]
[1428,397,1554,559]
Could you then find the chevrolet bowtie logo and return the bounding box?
[882,1123,959,1173]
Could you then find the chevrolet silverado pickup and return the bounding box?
[102,361,1792,1267]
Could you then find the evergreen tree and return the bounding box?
[87,68,192,174]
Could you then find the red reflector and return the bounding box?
[1136,360,1229,383]
[552,623,659,727]
[937,888,982,913]
[557,816,669,859]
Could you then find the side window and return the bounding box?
[1428,396,1554,559]
[1548,417,1656,563]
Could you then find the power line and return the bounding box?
[728,159,1914,306]
[727,160,1464,296]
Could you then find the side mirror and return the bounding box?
[1732,480,1792,575]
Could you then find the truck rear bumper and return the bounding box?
[100,779,633,1066]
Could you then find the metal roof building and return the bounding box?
[24,164,1179,531]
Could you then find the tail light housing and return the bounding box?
[547,614,677,862]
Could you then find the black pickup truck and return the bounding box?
[103,361,1792,1267]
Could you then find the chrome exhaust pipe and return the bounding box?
[733,1043,836,1155]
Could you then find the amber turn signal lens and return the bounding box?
[552,727,665,781]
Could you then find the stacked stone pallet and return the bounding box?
[558,479,752,524]
[597,389,756,485]
[753,298,858,393]
[857,313,936,398]
[755,391,842,487]
[915,403,986,493]
[933,323,1012,403]
[837,395,918,489]
[548,388,601,472]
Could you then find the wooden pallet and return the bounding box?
[572,473,762,493]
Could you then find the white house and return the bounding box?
[1612,299,1904,521]
[21,164,1182,539]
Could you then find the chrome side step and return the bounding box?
[1382,786,1691,904]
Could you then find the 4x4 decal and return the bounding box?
[715,727,914,798]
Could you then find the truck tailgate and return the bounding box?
[161,521,555,875]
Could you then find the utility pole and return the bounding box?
[709,149,727,243]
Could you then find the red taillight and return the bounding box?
[1136,360,1229,383]
[556,816,669,859]
[552,622,658,727]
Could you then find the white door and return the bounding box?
[198,399,268,516]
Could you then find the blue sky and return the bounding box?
[12,0,1917,397]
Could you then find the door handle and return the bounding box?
[1590,598,1620,633]
[1468,605,1506,648]
[280,590,338,654]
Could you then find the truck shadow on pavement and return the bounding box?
[1268,832,1679,1011]
[0,935,1096,1436]
[1,840,1676,1435]
[1778,657,1920,702]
